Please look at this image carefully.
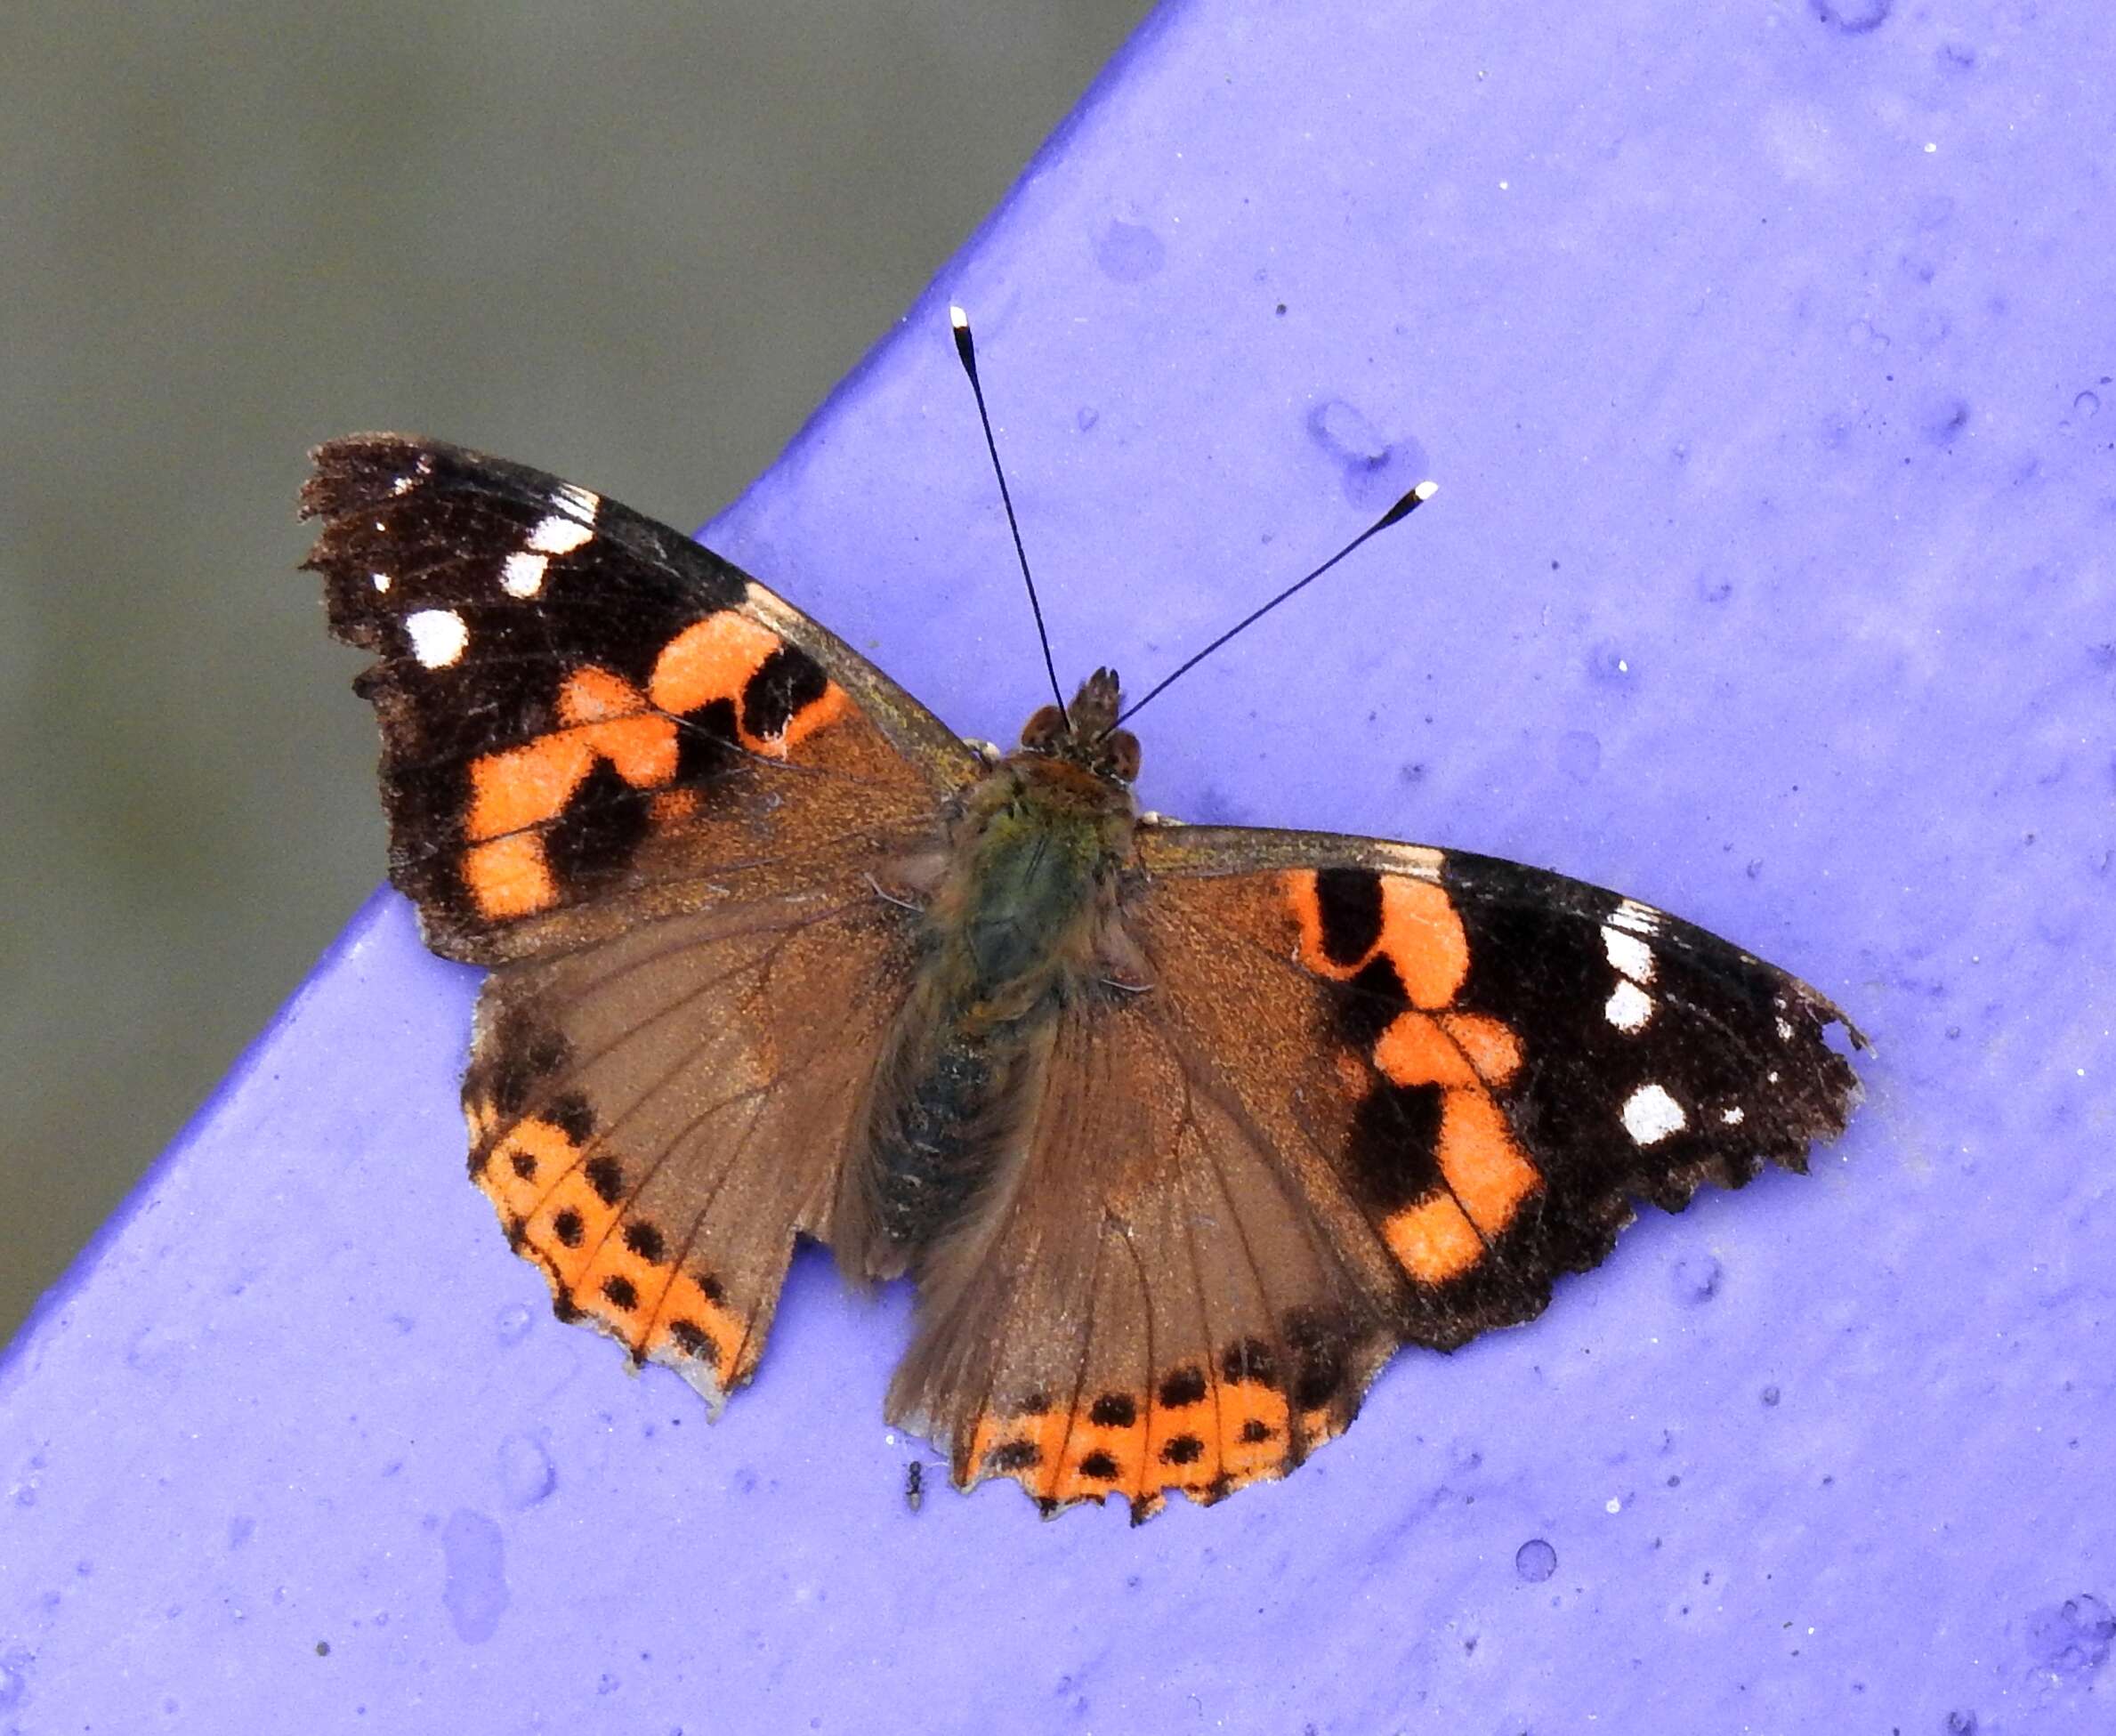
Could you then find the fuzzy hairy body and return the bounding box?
[836,750,1140,1283]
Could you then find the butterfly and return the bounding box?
[302,413,1863,1523]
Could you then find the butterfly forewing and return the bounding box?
[1136,825,1863,1351]
[301,433,973,965]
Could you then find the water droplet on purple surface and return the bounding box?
[496,1433,556,1509]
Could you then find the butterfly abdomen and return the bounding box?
[837,754,1139,1280]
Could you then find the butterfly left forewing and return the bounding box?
[301,432,975,965]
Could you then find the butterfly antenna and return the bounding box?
[1111,478,1440,730]
[951,304,1068,718]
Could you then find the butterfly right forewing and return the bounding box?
[1136,823,1864,1351]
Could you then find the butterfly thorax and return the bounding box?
[838,674,1143,1281]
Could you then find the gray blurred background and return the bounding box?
[1,2,1152,1342]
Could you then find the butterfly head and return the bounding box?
[1017,667,1142,787]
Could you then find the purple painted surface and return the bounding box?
[5,3,2112,1730]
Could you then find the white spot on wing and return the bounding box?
[1607,898,1662,938]
[553,483,601,522]
[501,552,548,597]
[369,570,392,593]
[1605,981,1654,1032]
[1621,1083,1688,1146]
[1775,1016,1796,1042]
[406,608,468,668]
[1602,925,1656,984]
[390,473,416,496]
[1720,1105,1746,1126]
[526,513,594,555]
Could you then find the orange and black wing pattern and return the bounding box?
[303,435,973,1404]
[1142,826,1863,1351]
[301,433,974,965]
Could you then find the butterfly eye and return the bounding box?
[1019,704,1068,754]
[1102,730,1142,784]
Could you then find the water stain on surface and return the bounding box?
[1093,219,1165,285]
[1808,0,1891,33]
[440,1508,509,1643]
[496,1433,556,1510]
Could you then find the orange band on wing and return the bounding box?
[1437,1088,1539,1234]
[1382,1194,1483,1282]
[1438,1011,1522,1087]
[468,733,595,841]
[462,833,558,917]
[967,1361,1308,1517]
[473,1109,747,1390]
[1285,869,1469,1006]
[650,611,852,757]
[1378,1088,1542,1283]
[649,611,781,715]
[1375,1011,1479,1089]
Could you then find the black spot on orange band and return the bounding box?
[550,1093,596,1145]
[1158,1366,1207,1409]
[583,1155,625,1206]
[1345,1079,1446,1215]
[740,644,828,741]
[1315,866,1385,966]
[1089,1393,1137,1429]
[622,1221,665,1262]
[673,696,741,784]
[540,757,652,892]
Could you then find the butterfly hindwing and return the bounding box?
[463,882,924,1407]
[885,982,1404,1522]
[304,434,971,1400]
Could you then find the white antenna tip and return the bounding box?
[949,303,969,330]
[1413,479,1439,502]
